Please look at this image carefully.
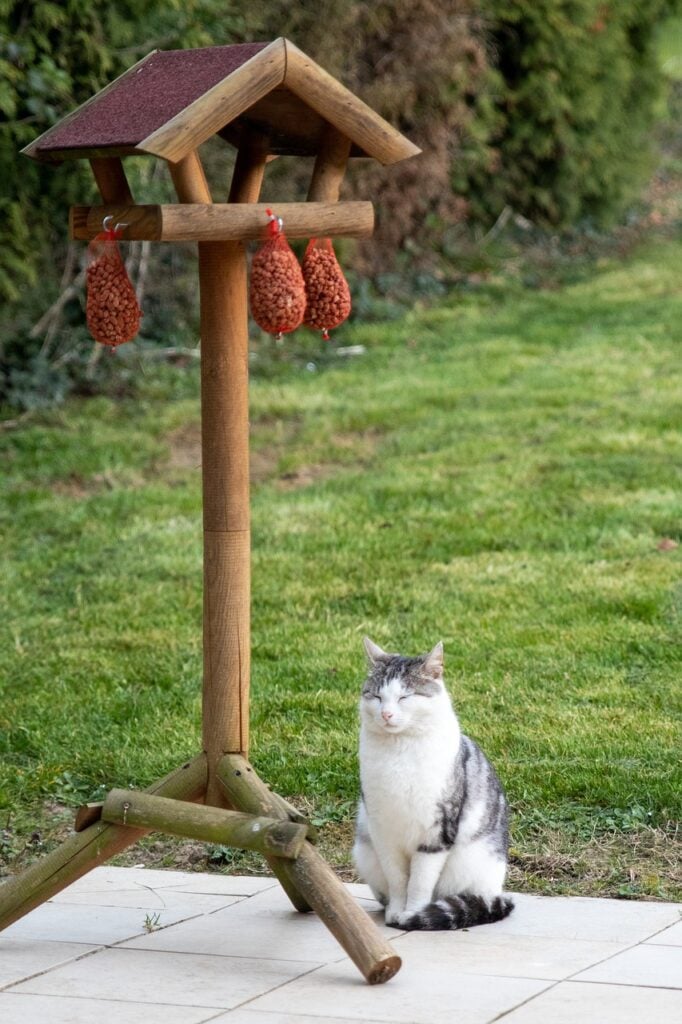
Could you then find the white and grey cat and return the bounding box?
[353,638,513,930]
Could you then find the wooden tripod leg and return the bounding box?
[0,755,207,933]
[219,756,401,984]
[290,844,402,985]
[219,755,312,913]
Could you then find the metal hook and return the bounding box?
[102,216,129,236]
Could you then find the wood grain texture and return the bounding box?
[70,204,162,241]
[170,151,251,802]
[307,125,351,202]
[140,40,286,164]
[168,150,213,204]
[228,131,270,203]
[101,788,308,858]
[224,87,328,156]
[219,755,401,984]
[284,41,421,166]
[74,803,104,832]
[219,755,313,913]
[70,202,374,242]
[0,755,207,933]
[89,157,134,204]
[218,756,315,835]
[291,844,402,985]
[202,528,250,767]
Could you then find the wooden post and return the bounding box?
[229,130,270,203]
[170,151,251,806]
[89,157,133,204]
[174,146,313,917]
[219,755,401,984]
[101,789,309,858]
[0,755,207,932]
[307,126,351,203]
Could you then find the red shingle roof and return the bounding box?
[36,44,268,154]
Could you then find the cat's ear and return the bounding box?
[423,641,444,680]
[363,637,387,664]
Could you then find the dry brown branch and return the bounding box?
[29,266,86,342]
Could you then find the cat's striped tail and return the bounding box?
[402,893,514,931]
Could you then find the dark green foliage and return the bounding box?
[472,0,680,225]
[248,1,495,271]
[0,0,245,407]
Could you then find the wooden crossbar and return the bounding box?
[101,788,309,858]
[69,201,374,242]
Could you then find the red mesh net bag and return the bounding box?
[249,210,307,338]
[302,237,351,340]
[86,219,142,348]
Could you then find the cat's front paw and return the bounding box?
[392,910,420,930]
[384,901,406,929]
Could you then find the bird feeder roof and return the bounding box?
[23,38,420,167]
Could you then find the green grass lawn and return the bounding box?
[1,237,681,900]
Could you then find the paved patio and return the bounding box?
[0,866,680,1023]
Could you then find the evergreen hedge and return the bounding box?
[472,0,678,226]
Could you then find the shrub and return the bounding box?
[469,0,680,226]
[252,1,496,272]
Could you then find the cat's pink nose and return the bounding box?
[381,709,394,721]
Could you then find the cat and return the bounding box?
[353,637,514,931]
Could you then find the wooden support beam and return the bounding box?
[89,157,133,204]
[0,755,207,933]
[168,150,213,204]
[292,844,401,985]
[283,40,421,166]
[101,789,308,859]
[197,244,251,779]
[229,131,270,203]
[69,202,374,242]
[219,755,402,984]
[307,126,351,203]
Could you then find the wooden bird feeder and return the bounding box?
[0,38,419,984]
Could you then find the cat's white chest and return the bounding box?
[360,727,458,853]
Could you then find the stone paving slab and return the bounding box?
[0,867,679,1024]
[2,895,242,945]
[246,956,551,1024]
[498,980,682,1024]
[121,882,397,964]
[0,991,219,1024]
[0,938,97,988]
[11,946,319,1011]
